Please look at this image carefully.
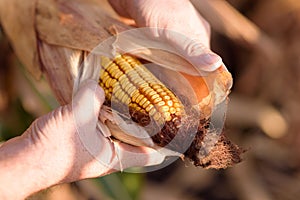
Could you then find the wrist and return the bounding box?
[0,115,75,199]
[0,132,57,199]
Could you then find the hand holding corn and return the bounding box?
[0,1,230,199]
[0,81,166,200]
[109,0,222,71]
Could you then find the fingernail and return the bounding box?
[195,53,223,72]
[203,53,221,65]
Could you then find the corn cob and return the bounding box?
[99,54,184,125]
[98,55,243,168]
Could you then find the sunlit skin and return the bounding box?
[0,0,219,199]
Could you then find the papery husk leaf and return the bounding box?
[36,0,127,51]
[39,42,82,104]
[0,0,41,79]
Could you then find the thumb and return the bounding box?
[165,31,223,72]
[72,80,105,130]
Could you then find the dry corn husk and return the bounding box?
[0,0,242,169]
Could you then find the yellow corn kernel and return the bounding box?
[135,95,144,104]
[142,100,151,109]
[169,107,176,114]
[153,97,163,104]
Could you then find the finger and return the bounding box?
[164,30,223,72]
[32,80,103,137]
[72,80,116,172]
[113,142,166,170]
[72,80,105,129]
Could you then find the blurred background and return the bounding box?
[1,0,300,199]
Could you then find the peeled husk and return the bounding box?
[0,0,243,169]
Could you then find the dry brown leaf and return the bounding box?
[0,0,40,78]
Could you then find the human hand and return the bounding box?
[0,81,165,199]
[109,0,222,72]
[26,80,166,180]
